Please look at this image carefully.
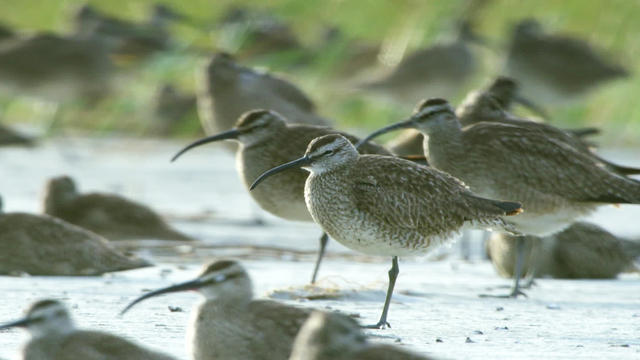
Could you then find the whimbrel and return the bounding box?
[359,21,484,106]
[171,109,390,283]
[197,53,329,138]
[0,32,114,103]
[121,260,315,360]
[358,98,640,297]
[74,3,191,61]
[388,76,549,157]
[43,175,192,241]
[251,134,522,327]
[0,299,176,360]
[290,311,434,360]
[0,123,34,147]
[0,195,150,276]
[506,18,628,103]
[216,5,302,58]
[488,222,640,280]
[456,86,640,176]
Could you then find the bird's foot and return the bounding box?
[362,321,391,329]
[478,288,528,299]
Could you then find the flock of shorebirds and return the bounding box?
[1,2,639,360]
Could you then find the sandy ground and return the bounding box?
[0,137,638,360]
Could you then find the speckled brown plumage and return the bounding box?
[197,53,329,137]
[43,176,192,241]
[304,136,522,256]
[488,222,640,279]
[290,311,434,360]
[0,212,150,276]
[376,99,640,236]
[236,111,390,221]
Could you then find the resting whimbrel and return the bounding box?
[0,123,34,147]
[506,18,628,103]
[0,195,150,276]
[251,134,522,327]
[488,222,640,280]
[359,21,484,106]
[216,5,302,58]
[289,311,433,360]
[74,3,191,60]
[197,53,329,139]
[358,98,640,296]
[43,175,192,241]
[121,260,314,360]
[1,299,175,360]
[171,110,390,283]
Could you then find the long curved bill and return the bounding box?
[354,120,415,149]
[171,129,240,162]
[120,278,206,315]
[513,95,549,120]
[0,317,32,330]
[250,156,311,191]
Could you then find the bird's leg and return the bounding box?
[364,256,399,329]
[507,236,528,297]
[310,232,329,284]
[479,236,528,298]
[460,230,471,261]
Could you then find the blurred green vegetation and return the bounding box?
[0,0,638,145]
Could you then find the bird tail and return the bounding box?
[463,194,523,234]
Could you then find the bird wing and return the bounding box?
[351,156,518,236]
[463,122,640,204]
[58,331,176,360]
[248,300,312,356]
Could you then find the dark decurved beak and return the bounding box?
[120,278,206,315]
[355,119,415,149]
[171,129,240,162]
[250,156,311,191]
[513,95,549,120]
[0,317,32,330]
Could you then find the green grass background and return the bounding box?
[0,0,638,145]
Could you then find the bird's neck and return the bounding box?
[421,121,464,167]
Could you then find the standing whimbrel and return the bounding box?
[359,21,484,106]
[506,19,628,103]
[290,311,434,360]
[121,260,315,360]
[251,134,522,327]
[358,98,640,297]
[171,110,390,283]
[488,222,640,280]
[1,299,176,360]
[197,53,329,138]
[43,175,192,241]
[0,195,150,276]
[386,75,548,158]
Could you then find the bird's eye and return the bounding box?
[323,150,333,156]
